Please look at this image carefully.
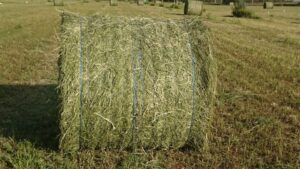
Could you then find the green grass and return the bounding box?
[0,1,300,168]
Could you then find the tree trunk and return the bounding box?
[184,0,189,15]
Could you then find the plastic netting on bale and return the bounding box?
[59,14,216,152]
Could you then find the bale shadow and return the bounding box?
[165,13,186,16]
[223,15,234,17]
[0,84,60,150]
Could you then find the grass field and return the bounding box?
[0,1,299,168]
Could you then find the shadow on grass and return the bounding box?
[223,15,234,17]
[0,84,60,150]
[165,13,186,16]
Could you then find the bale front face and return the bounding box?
[137,0,144,5]
[59,15,216,152]
[263,2,273,9]
[229,2,234,8]
[110,0,118,6]
[186,1,204,16]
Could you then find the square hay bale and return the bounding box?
[59,14,216,152]
[263,2,273,9]
[184,1,204,16]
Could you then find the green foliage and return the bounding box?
[232,0,257,18]
[232,8,254,18]
[234,0,246,9]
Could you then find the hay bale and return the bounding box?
[229,2,234,8]
[137,0,144,5]
[53,0,64,6]
[184,1,204,16]
[263,2,273,9]
[59,14,216,152]
[110,0,118,6]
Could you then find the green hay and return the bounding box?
[59,14,216,152]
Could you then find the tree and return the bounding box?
[184,0,189,15]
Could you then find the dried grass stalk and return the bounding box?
[59,14,216,152]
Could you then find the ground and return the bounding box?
[0,1,299,168]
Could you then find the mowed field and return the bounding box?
[0,1,299,168]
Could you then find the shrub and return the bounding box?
[232,8,254,18]
[232,0,258,18]
[234,0,246,9]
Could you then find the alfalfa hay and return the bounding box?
[59,14,216,152]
